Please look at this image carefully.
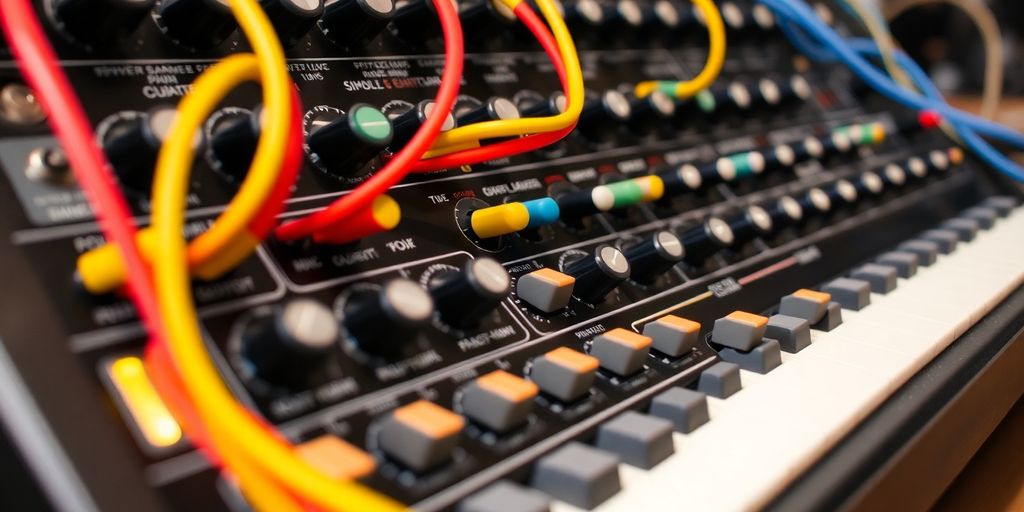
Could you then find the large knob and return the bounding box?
[263,0,324,48]
[241,299,337,387]
[321,0,395,47]
[156,0,238,49]
[307,104,393,176]
[679,217,734,265]
[429,258,511,328]
[456,96,521,126]
[622,230,685,284]
[343,279,433,356]
[388,100,456,149]
[53,0,155,45]
[392,0,448,43]
[102,106,180,192]
[209,107,261,184]
[564,245,631,304]
[727,205,774,247]
[577,90,631,141]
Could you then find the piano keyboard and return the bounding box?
[528,202,1024,512]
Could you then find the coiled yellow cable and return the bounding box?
[425,0,584,156]
[634,0,727,100]
[148,0,402,510]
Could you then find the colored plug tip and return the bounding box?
[312,194,401,245]
[918,110,942,130]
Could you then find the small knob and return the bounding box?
[694,82,752,115]
[456,96,521,126]
[343,279,433,356]
[156,0,237,49]
[728,205,774,247]
[798,187,833,217]
[241,299,337,387]
[307,104,393,176]
[826,179,859,207]
[263,0,324,48]
[519,91,567,118]
[622,230,685,284]
[855,171,885,197]
[102,107,180,192]
[564,245,631,304]
[388,100,456,149]
[603,0,644,32]
[392,0,448,43]
[656,163,706,197]
[628,90,676,133]
[209,107,260,184]
[430,258,511,328]
[577,90,631,141]
[53,0,155,45]
[564,0,606,33]
[459,0,518,42]
[321,0,395,47]
[679,217,734,265]
[767,195,804,229]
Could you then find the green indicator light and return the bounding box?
[607,180,644,208]
[696,90,716,113]
[351,106,393,143]
[731,153,753,178]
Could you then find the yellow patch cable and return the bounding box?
[634,0,727,100]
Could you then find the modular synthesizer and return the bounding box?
[0,0,1022,510]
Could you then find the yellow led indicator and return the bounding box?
[470,203,530,239]
[107,356,182,449]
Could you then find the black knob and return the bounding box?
[728,205,774,246]
[308,103,394,176]
[751,3,776,30]
[696,82,753,115]
[430,258,511,328]
[881,162,908,188]
[564,0,606,32]
[519,91,567,118]
[392,0,446,43]
[753,78,783,108]
[263,0,324,48]
[156,0,238,49]
[53,0,155,45]
[652,0,694,33]
[343,279,434,356]
[819,130,853,157]
[826,179,859,207]
[603,0,644,32]
[321,0,395,47]
[389,100,456,149]
[855,170,885,197]
[798,187,833,217]
[578,90,631,141]
[623,230,685,284]
[564,245,631,304]
[762,143,797,170]
[459,0,518,42]
[457,96,521,126]
[767,195,804,229]
[790,136,826,163]
[209,107,261,184]
[679,217,734,265]
[717,1,749,31]
[241,299,337,387]
[656,163,706,197]
[102,107,181,192]
[628,90,676,133]
[776,75,813,104]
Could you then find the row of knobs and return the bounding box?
[243,257,510,386]
[100,76,808,190]
[53,0,791,49]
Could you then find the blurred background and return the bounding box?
[879,0,1024,131]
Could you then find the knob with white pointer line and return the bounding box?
[307,104,393,176]
[320,0,395,48]
[241,299,337,387]
[622,230,685,284]
[156,0,237,49]
[679,217,734,266]
[263,0,324,48]
[564,245,631,304]
[343,279,433,357]
[430,258,511,329]
[53,0,155,45]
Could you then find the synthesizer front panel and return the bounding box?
[0,0,1019,511]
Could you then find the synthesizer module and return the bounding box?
[0,0,1022,510]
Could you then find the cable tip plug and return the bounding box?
[312,194,401,245]
[918,110,942,130]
